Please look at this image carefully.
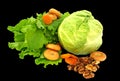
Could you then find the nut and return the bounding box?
[85,64,98,72]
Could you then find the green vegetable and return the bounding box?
[7,12,70,68]
[58,10,103,55]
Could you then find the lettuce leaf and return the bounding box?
[25,29,48,50]
[35,58,62,68]
[7,11,70,68]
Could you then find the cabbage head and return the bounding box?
[58,10,103,55]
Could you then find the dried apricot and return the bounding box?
[61,53,78,65]
[42,13,53,24]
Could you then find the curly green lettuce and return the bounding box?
[7,12,70,68]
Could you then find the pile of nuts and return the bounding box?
[67,51,107,79]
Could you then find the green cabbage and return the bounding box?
[58,10,103,55]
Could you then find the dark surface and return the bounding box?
[0,0,115,81]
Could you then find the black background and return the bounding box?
[0,0,116,81]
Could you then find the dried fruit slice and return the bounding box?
[49,8,61,18]
[43,49,60,60]
[46,43,61,51]
[90,51,107,62]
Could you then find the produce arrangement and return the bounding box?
[7,8,107,79]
